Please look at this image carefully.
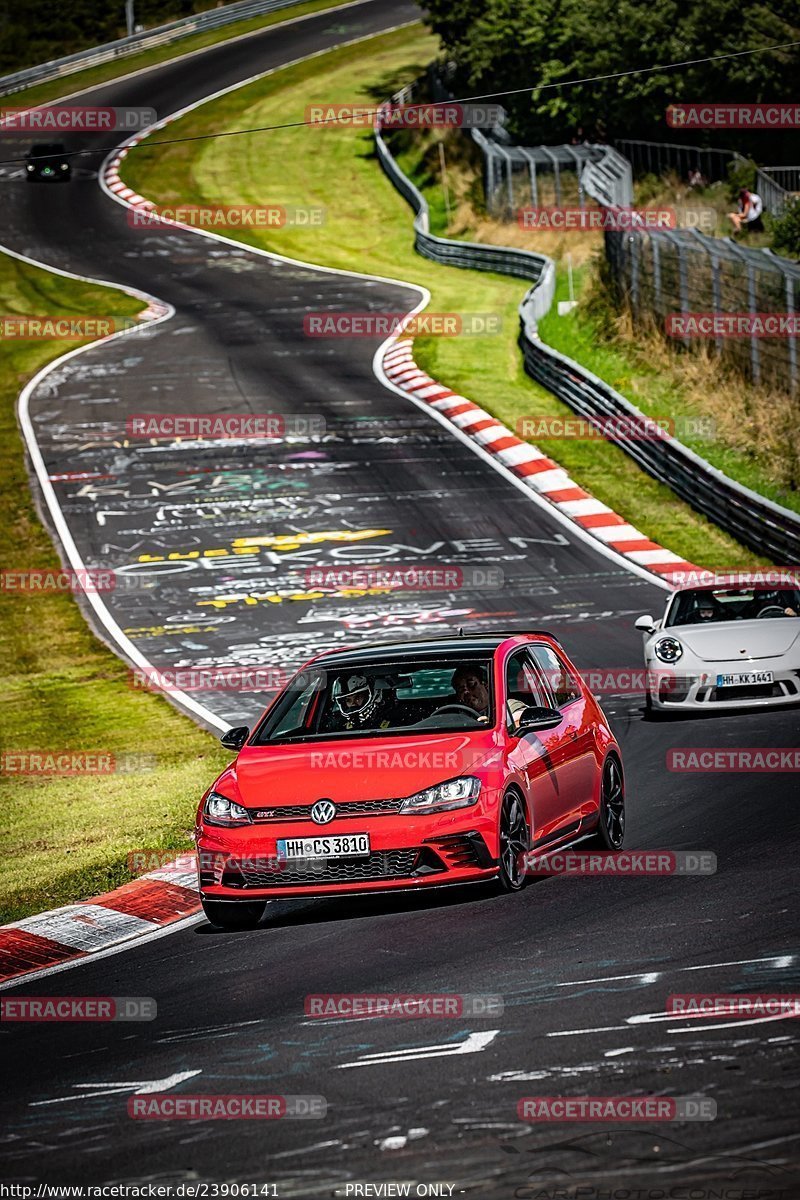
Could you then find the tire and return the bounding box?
[201,899,265,929]
[497,790,530,892]
[586,755,625,850]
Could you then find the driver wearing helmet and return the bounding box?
[331,672,395,730]
[695,597,719,622]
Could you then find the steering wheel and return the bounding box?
[756,605,786,619]
[431,703,481,718]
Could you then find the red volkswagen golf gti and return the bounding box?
[195,633,625,928]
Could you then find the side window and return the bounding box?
[505,650,547,724]
[530,645,582,708]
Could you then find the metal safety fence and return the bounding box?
[615,139,797,218]
[427,66,633,216]
[374,84,556,320]
[375,87,800,561]
[615,138,742,185]
[756,166,799,219]
[605,225,800,394]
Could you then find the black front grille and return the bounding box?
[708,682,790,702]
[248,798,404,823]
[229,848,426,888]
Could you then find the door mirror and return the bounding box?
[515,705,563,731]
[635,614,656,634]
[220,725,250,751]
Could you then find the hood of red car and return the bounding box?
[226,731,501,808]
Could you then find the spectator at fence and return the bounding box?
[729,188,764,234]
[688,167,706,190]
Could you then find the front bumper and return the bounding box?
[196,812,499,900]
[647,665,800,711]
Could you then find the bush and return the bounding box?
[771,198,800,260]
[726,157,757,203]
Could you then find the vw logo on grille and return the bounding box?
[311,799,336,825]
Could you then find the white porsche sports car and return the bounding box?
[635,580,800,714]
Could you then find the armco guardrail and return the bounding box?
[376,93,800,563]
[519,338,800,563]
[0,0,304,97]
[374,111,556,321]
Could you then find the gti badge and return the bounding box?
[311,799,336,825]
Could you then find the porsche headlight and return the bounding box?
[203,790,251,826]
[654,636,683,663]
[400,776,481,814]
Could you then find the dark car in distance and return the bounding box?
[26,142,71,181]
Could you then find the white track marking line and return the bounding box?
[5,242,225,733]
[30,1069,202,1106]
[337,1029,499,1067]
[553,955,793,987]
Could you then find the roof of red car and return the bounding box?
[313,631,560,667]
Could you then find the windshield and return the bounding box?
[252,656,495,744]
[666,587,800,627]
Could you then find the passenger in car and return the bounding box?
[451,664,490,715]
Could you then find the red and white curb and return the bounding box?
[105,137,158,211]
[0,857,199,985]
[382,339,697,582]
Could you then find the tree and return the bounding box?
[420,0,800,157]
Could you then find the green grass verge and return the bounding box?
[4,0,355,110]
[122,23,769,571]
[0,254,228,923]
[536,268,800,517]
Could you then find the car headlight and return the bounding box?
[60,163,68,170]
[203,790,251,826]
[26,164,34,171]
[654,636,683,663]
[400,776,481,814]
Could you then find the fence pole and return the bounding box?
[787,275,798,395]
[747,264,761,386]
[652,235,662,315]
[529,158,538,207]
[678,243,690,350]
[710,252,723,358]
[630,235,640,315]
